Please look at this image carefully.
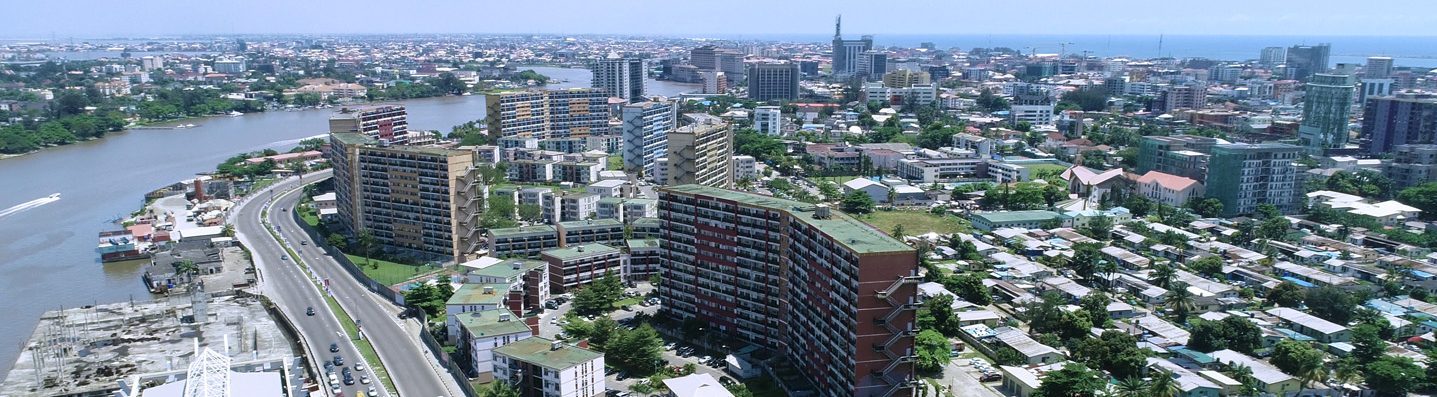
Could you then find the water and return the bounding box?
[35,51,218,61]
[0,94,491,377]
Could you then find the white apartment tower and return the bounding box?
[592,56,646,102]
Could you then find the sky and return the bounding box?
[3,0,1437,38]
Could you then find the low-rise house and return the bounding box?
[972,211,1062,231]
[446,284,514,342]
[1209,350,1300,396]
[1147,358,1222,397]
[1134,170,1205,207]
[1135,316,1191,345]
[455,309,534,382]
[994,328,1065,364]
[1265,307,1350,343]
[998,365,1043,397]
[842,178,890,203]
[493,337,605,397]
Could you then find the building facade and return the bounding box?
[658,185,919,397]
[328,133,482,260]
[664,114,734,188]
[754,106,783,136]
[746,62,801,101]
[1297,73,1355,152]
[1205,143,1301,217]
[1286,44,1331,81]
[542,243,624,294]
[592,57,646,102]
[329,105,411,144]
[1363,92,1437,154]
[621,101,677,178]
[485,89,611,140]
[493,338,605,397]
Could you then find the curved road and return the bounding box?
[232,171,459,397]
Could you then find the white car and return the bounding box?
[368,386,377,395]
[354,364,365,372]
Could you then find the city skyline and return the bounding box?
[3,0,1437,38]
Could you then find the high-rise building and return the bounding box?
[1297,73,1355,152]
[701,71,727,94]
[657,185,919,397]
[1366,56,1394,79]
[213,58,246,74]
[663,114,733,188]
[691,46,719,71]
[1286,44,1331,81]
[1359,78,1394,104]
[745,62,800,101]
[881,70,931,88]
[621,101,677,178]
[856,50,887,81]
[592,57,646,102]
[753,105,783,136]
[329,105,411,144]
[140,55,164,71]
[328,133,483,261]
[925,65,951,81]
[1260,47,1287,67]
[485,89,612,139]
[1363,92,1437,154]
[1010,85,1055,126]
[830,15,873,78]
[1385,144,1437,188]
[1136,135,1220,181]
[1205,143,1301,217]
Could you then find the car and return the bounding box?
[330,342,339,352]
[281,255,289,261]
[344,377,355,385]
[301,241,308,245]
[719,376,737,387]
[306,306,315,316]
[333,355,344,366]
[354,364,365,372]
[368,386,377,395]
[342,367,352,377]
[360,375,370,384]
[980,373,1003,382]
[332,387,343,395]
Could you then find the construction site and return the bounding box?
[0,291,298,397]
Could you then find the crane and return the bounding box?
[1058,42,1075,59]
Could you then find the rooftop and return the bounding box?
[1265,307,1347,335]
[973,210,1062,224]
[541,243,621,261]
[456,309,531,338]
[488,224,557,238]
[557,218,623,230]
[469,259,547,279]
[493,337,603,370]
[627,238,661,250]
[661,185,912,254]
[447,283,512,306]
[1210,349,1294,385]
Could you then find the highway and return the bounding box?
[232,171,459,397]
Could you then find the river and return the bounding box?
[0,66,698,378]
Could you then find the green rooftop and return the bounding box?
[626,239,660,250]
[447,283,512,306]
[488,225,557,238]
[471,259,547,279]
[557,218,623,230]
[631,217,661,227]
[493,337,602,370]
[597,197,625,205]
[661,185,912,254]
[335,131,467,156]
[331,132,377,146]
[456,309,531,338]
[972,210,1062,224]
[541,243,620,261]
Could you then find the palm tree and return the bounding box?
[1149,264,1177,290]
[1148,370,1181,397]
[1296,362,1329,397]
[1165,281,1195,323]
[1113,377,1148,397]
[887,188,898,205]
[891,224,906,240]
[1331,358,1361,387]
[357,229,377,267]
[1229,364,1262,397]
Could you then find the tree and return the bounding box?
[605,324,665,375]
[890,224,906,240]
[1149,263,1177,290]
[477,382,520,397]
[818,181,839,202]
[572,272,624,315]
[1034,363,1104,397]
[1188,256,1224,277]
[914,329,951,373]
[432,72,466,95]
[1396,182,1437,219]
[1079,292,1111,326]
[357,229,377,267]
[1165,281,1195,324]
[841,191,875,214]
[1266,282,1306,307]
[1072,331,1148,380]
[1269,340,1323,376]
[1304,286,1356,325]
[1082,215,1114,240]
[1188,198,1224,218]
[1148,369,1182,397]
[517,204,543,223]
[586,317,621,348]
[1059,88,1110,112]
[1229,364,1264,397]
[1112,378,1148,397]
[1364,356,1424,397]
[222,224,236,237]
[326,233,348,250]
[1188,317,1262,354]
[1349,324,1387,365]
[917,294,961,337]
[942,273,993,306]
[1068,242,1105,281]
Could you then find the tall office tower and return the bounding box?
[621,101,677,178]
[1260,46,1287,67]
[1286,44,1331,81]
[657,185,919,397]
[1366,56,1394,79]
[1297,73,1355,152]
[1359,78,1394,105]
[140,55,164,71]
[717,52,746,81]
[830,15,874,78]
[753,105,782,136]
[856,50,888,81]
[485,89,611,140]
[663,114,733,188]
[1205,143,1301,217]
[327,133,483,261]
[746,62,801,101]
[925,65,951,81]
[329,104,411,144]
[1363,92,1437,154]
[592,56,646,102]
[691,45,719,71]
[882,70,931,88]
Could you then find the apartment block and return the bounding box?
[1363,92,1437,154]
[556,219,625,247]
[1136,135,1220,181]
[327,132,481,260]
[596,198,658,223]
[663,114,733,188]
[746,62,801,101]
[624,238,662,283]
[329,105,410,144]
[1385,144,1437,188]
[753,105,783,136]
[455,308,533,382]
[487,225,560,259]
[896,156,982,183]
[462,257,552,315]
[493,337,605,397]
[621,101,677,177]
[658,185,920,397]
[542,243,624,293]
[1205,143,1301,217]
[485,89,611,140]
[630,217,662,239]
[592,57,645,101]
[732,155,758,182]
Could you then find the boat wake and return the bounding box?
[0,194,61,219]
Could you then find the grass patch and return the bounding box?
[613,296,642,308]
[345,254,432,286]
[860,210,974,236]
[744,377,786,397]
[607,155,624,171]
[1026,163,1069,179]
[299,209,320,228]
[811,175,863,185]
[249,177,279,194]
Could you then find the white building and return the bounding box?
[494,337,606,397]
[592,57,645,101]
[896,157,982,183]
[843,178,890,203]
[663,373,735,397]
[621,101,676,177]
[732,155,757,182]
[754,106,783,136]
[587,180,628,198]
[1135,170,1205,207]
[455,309,533,382]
